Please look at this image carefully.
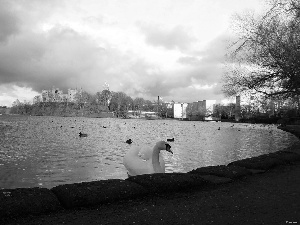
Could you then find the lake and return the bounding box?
[0,115,298,189]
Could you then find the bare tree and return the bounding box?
[223,0,300,100]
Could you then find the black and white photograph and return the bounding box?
[0,0,299,224]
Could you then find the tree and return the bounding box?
[143,100,154,111]
[213,103,236,119]
[223,0,300,100]
[73,90,93,110]
[12,99,21,107]
[159,103,169,118]
[109,92,131,117]
[133,97,145,115]
[100,90,112,107]
[125,96,134,111]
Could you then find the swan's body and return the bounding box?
[123,141,172,176]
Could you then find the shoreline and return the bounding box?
[1,125,300,222]
[3,113,297,124]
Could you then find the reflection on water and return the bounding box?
[0,115,298,189]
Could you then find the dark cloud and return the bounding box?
[194,32,231,64]
[106,58,185,99]
[0,25,107,91]
[138,23,196,51]
[0,20,231,103]
[0,1,233,104]
[118,31,232,102]
[0,20,179,100]
[142,75,186,98]
[0,1,20,42]
[165,32,234,102]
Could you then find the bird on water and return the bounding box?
[79,132,87,137]
[123,141,173,176]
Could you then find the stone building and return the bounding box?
[33,87,83,103]
[67,88,82,102]
[41,88,64,102]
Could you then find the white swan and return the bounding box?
[123,141,173,176]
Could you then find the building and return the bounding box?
[161,100,218,120]
[36,87,81,103]
[173,102,188,119]
[67,88,82,102]
[41,90,50,102]
[41,87,65,102]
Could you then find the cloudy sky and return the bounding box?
[0,0,265,106]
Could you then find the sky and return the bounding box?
[0,0,265,107]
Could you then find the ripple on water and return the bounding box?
[0,116,298,189]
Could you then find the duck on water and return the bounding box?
[79,132,88,137]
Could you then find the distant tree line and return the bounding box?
[9,89,171,118]
[0,106,8,114]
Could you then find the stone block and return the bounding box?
[198,175,233,184]
[228,155,285,170]
[126,173,208,194]
[278,125,300,139]
[0,187,62,218]
[51,179,148,209]
[188,165,251,179]
[281,142,300,155]
[246,169,266,174]
[267,151,300,163]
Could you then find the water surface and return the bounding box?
[0,115,298,189]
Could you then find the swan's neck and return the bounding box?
[152,146,162,173]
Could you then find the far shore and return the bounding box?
[2,113,299,125]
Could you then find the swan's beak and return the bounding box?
[165,144,173,154]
